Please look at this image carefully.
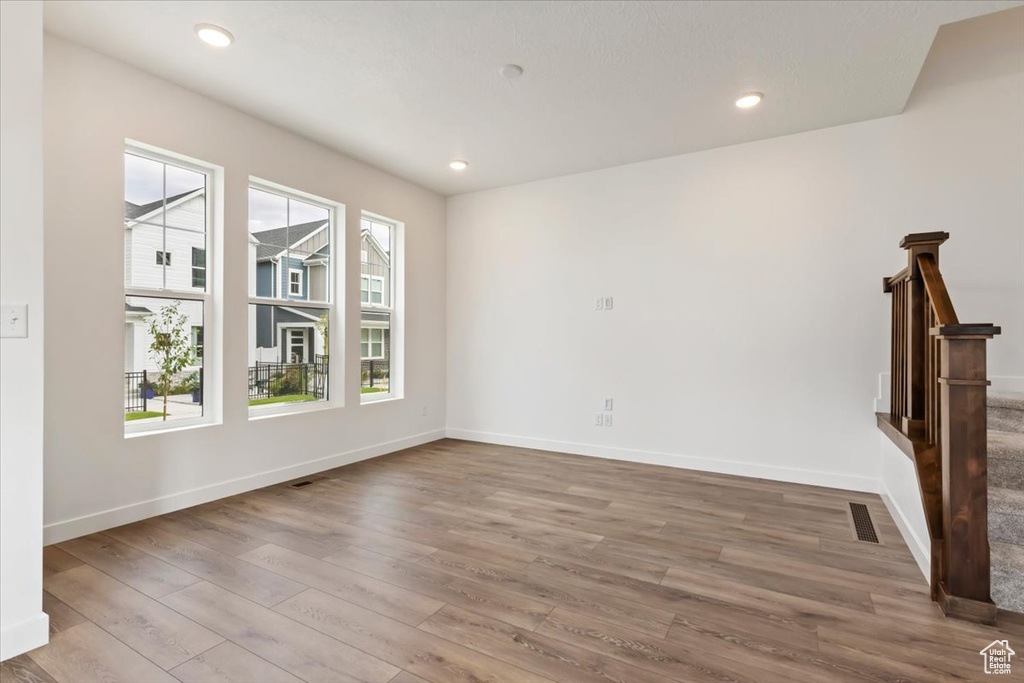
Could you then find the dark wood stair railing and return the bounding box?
[879,232,1001,624]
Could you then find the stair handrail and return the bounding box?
[880,232,1001,624]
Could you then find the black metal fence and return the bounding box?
[361,359,390,392]
[249,358,328,402]
[125,370,148,413]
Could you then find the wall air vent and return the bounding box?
[290,480,315,488]
[849,502,880,544]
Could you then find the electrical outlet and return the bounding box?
[0,304,27,338]
[604,413,613,427]
[604,397,613,411]
[594,296,604,311]
[595,412,604,426]
[604,296,614,310]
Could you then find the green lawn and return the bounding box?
[125,411,164,421]
[361,387,387,394]
[249,394,318,407]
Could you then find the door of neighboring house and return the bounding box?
[286,328,309,363]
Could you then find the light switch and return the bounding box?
[603,296,614,310]
[1,304,28,338]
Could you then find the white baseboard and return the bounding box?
[43,429,446,545]
[1,613,48,662]
[878,479,931,582]
[446,428,879,494]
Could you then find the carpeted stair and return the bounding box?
[989,392,1024,613]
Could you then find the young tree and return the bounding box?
[147,301,195,421]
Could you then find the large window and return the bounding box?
[360,213,399,400]
[124,148,213,432]
[248,182,336,413]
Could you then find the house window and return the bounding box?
[360,213,400,401]
[191,325,204,360]
[124,147,214,434]
[191,247,206,289]
[248,181,338,414]
[361,328,384,359]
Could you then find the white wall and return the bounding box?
[43,36,447,542]
[1,0,49,661]
[879,435,931,578]
[446,10,1023,494]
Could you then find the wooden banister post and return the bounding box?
[935,322,1000,624]
[899,232,948,435]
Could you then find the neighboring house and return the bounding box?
[123,189,206,375]
[249,219,329,364]
[360,227,390,370]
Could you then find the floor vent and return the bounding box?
[290,480,315,488]
[849,502,880,543]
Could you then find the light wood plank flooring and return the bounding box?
[5,439,1022,683]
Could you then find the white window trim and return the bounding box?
[289,268,304,297]
[248,176,344,418]
[125,141,222,436]
[360,211,403,405]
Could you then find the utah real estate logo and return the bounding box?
[980,640,1015,675]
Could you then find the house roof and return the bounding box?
[252,220,328,261]
[125,303,152,314]
[124,189,201,221]
[361,228,390,266]
[304,243,330,264]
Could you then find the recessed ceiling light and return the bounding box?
[735,92,763,109]
[500,64,524,79]
[449,159,469,171]
[195,23,233,48]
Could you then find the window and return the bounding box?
[360,275,384,304]
[361,328,384,359]
[360,213,399,401]
[289,269,303,297]
[248,182,337,413]
[191,247,206,288]
[191,325,204,360]
[124,147,214,434]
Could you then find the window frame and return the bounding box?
[124,142,220,436]
[248,177,344,419]
[288,268,304,297]
[360,211,402,404]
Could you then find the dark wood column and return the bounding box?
[935,323,1000,624]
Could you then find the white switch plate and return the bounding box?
[604,398,613,411]
[594,412,604,426]
[604,296,614,310]
[0,304,27,338]
[594,296,604,311]
[604,413,613,427]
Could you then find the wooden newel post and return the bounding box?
[935,323,1000,624]
[899,232,948,435]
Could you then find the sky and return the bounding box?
[125,153,390,253]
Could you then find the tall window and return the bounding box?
[124,148,212,432]
[360,213,398,401]
[248,182,335,412]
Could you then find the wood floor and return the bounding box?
[5,439,1022,683]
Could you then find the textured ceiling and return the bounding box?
[44,1,1021,196]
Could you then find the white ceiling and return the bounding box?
[44,1,1020,196]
